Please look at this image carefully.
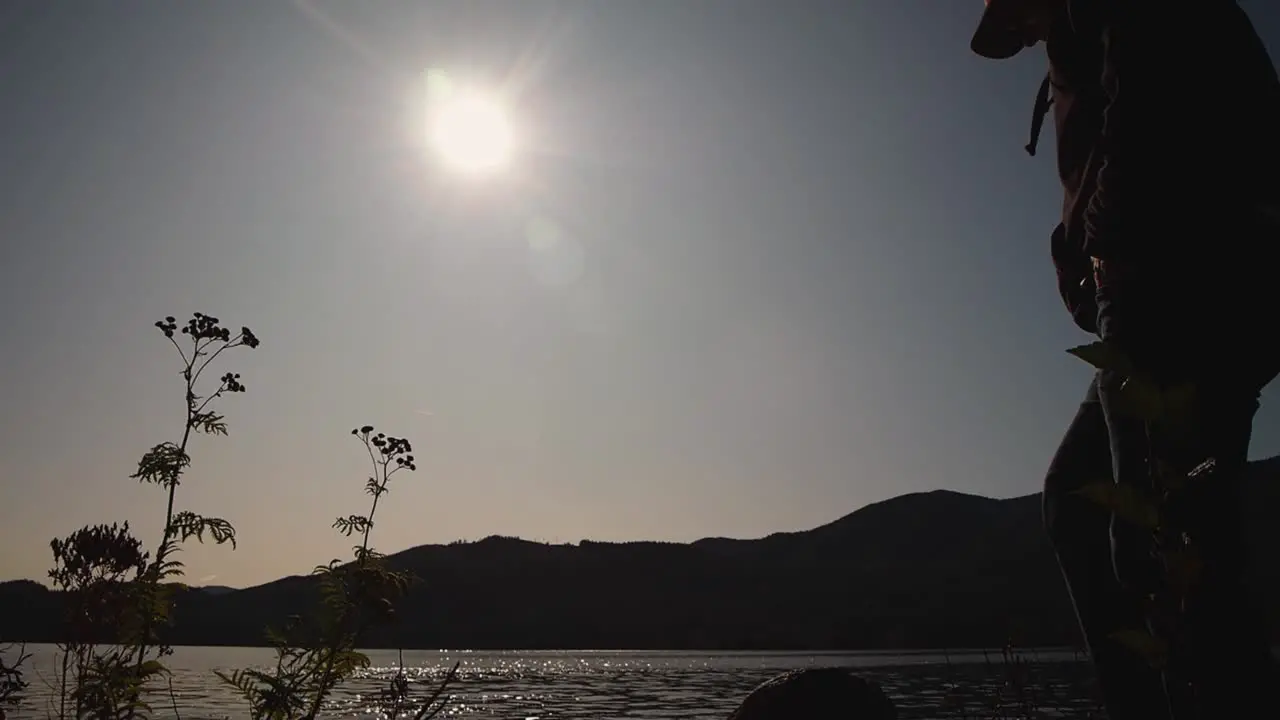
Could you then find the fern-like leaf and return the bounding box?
[189,411,229,436]
[130,442,192,488]
[170,511,238,549]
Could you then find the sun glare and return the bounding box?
[427,85,514,176]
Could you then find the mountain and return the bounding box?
[4,459,1280,650]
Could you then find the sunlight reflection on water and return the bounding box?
[10,646,1102,719]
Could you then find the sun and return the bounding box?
[427,88,514,176]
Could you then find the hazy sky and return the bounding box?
[4,1,1280,589]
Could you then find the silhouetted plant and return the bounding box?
[45,314,258,719]
[1066,340,1205,706]
[0,642,30,719]
[47,522,153,719]
[381,650,412,720]
[216,425,458,719]
[21,314,454,719]
[941,642,1104,720]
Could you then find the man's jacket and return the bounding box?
[1040,0,1280,333]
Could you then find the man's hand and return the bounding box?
[1091,256,1151,369]
[1091,256,1123,290]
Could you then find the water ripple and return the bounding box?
[9,646,1102,719]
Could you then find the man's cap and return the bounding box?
[971,0,1028,60]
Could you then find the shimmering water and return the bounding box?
[6,645,1102,719]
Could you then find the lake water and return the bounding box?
[4,645,1102,719]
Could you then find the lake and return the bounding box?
[4,645,1102,719]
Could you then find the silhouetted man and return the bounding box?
[971,1,1280,718]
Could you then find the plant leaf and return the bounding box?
[170,511,238,549]
[1074,481,1160,530]
[1163,547,1204,591]
[130,442,191,488]
[1111,628,1168,669]
[1161,383,1196,421]
[1066,341,1133,374]
[1116,374,1166,422]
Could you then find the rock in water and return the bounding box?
[727,668,897,720]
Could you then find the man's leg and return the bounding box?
[1043,378,1170,720]
[1093,263,1277,718]
[1150,381,1274,717]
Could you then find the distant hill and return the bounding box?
[194,585,237,596]
[4,458,1280,650]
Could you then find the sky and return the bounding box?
[4,1,1280,590]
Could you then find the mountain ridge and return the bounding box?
[3,466,1277,650]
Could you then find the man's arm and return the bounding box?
[1081,3,1171,263]
[1051,223,1098,334]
